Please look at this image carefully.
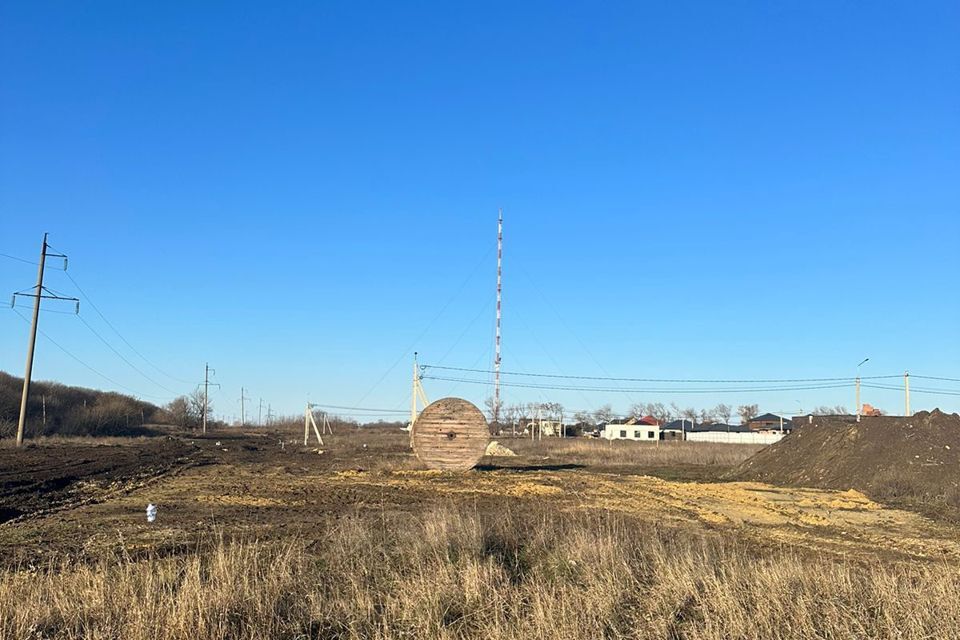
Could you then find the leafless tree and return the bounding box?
[165,396,192,427]
[573,410,592,425]
[698,408,717,424]
[812,405,848,415]
[645,402,672,425]
[593,404,615,424]
[188,388,210,426]
[714,403,733,424]
[737,403,759,424]
[483,396,498,423]
[680,407,699,422]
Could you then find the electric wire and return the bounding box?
[352,242,496,407]
[421,374,855,394]
[63,270,194,384]
[11,308,169,400]
[421,364,902,384]
[75,313,182,396]
[0,252,38,266]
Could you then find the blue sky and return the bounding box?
[1,1,958,422]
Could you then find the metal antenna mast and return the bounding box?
[493,208,503,426]
[11,233,77,447]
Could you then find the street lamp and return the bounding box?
[856,357,869,422]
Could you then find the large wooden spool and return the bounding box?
[412,398,490,471]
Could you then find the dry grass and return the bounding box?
[2,506,957,639]
[504,437,763,468]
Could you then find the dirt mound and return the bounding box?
[485,441,517,457]
[734,410,960,510]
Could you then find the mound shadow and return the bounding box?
[475,463,585,473]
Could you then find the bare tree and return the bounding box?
[188,388,210,427]
[165,396,192,427]
[680,407,699,422]
[628,403,646,419]
[573,410,592,425]
[737,404,759,425]
[812,405,848,416]
[483,396,497,423]
[698,408,717,424]
[645,402,672,425]
[714,403,733,424]
[593,404,615,424]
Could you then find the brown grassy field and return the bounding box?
[1,428,957,639]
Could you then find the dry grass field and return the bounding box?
[1,428,958,639]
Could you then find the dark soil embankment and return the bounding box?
[734,410,960,519]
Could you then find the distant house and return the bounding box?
[747,413,793,433]
[603,416,660,441]
[660,419,695,441]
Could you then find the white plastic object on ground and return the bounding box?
[146,503,157,523]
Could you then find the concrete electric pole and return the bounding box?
[12,234,76,447]
[202,363,220,433]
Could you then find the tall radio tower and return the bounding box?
[494,208,503,426]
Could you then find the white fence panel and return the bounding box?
[685,431,785,445]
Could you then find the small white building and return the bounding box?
[604,418,660,441]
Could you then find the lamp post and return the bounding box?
[856,357,869,422]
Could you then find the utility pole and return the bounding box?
[240,387,251,427]
[258,398,264,426]
[202,363,220,433]
[856,357,869,423]
[13,234,75,447]
[493,207,503,427]
[905,371,911,416]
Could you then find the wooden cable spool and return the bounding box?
[412,397,490,471]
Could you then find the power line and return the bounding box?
[308,402,412,414]
[912,375,960,383]
[421,374,855,394]
[63,270,194,384]
[76,313,182,396]
[862,383,960,397]
[421,364,903,384]
[1,253,38,266]
[11,308,168,400]
[352,241,497,407]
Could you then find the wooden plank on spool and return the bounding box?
[412,397,490,471]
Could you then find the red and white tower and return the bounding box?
[494,208,503,425]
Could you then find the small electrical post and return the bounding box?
[304,404,333,446]
[202,363,220,434]
[11,234,77,447]
[240,387,251,427]
[409,352,430,446]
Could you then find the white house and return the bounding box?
[603,417,660,441]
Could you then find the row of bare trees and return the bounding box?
[485,397,854,429]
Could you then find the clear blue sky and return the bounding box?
[2,1,958,422]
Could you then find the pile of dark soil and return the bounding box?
[734,410,960,511]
